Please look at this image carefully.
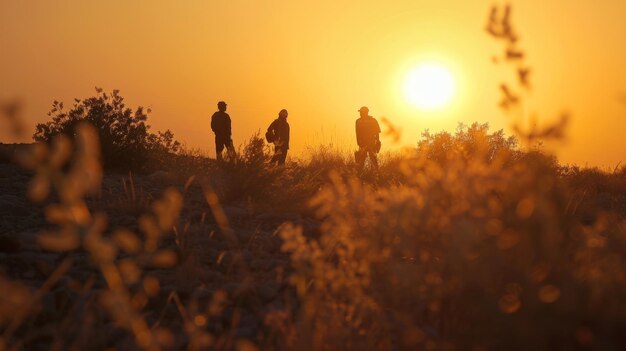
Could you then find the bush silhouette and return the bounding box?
[418,122,518,164]
[33,88,180,170]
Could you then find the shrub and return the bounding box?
[3,119,625,350]
[417,122,519,165]
[213,133,284,203]
[33,88,180,170]
[280,147,626,350]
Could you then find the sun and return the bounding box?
[404,63,456,110]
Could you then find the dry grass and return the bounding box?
[1,121,624,350]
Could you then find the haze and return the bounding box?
[1,0,624,167]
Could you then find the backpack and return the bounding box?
[374,140,381,153]
[265,130,275,143]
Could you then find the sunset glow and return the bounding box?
[1,1,625,166]
[404,63,455,110]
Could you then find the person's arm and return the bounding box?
[355,120,363,147]
[226,114,232,136]
[375,119,381,141]
[210,113,217,133]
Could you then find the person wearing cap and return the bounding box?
[355,106,381,170]
[211,101,235,161]
[266,109,290,165]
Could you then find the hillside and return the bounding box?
[1,132,625,350]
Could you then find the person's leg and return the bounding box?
[369,150,379,169]
[215,136,225,161]
[270,145,281,164]
[355,148,366,171]
[278,147,288,165]
[226,139,236,158]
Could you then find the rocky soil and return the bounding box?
[0,158,320,349]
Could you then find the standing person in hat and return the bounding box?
[266,109,290,165]
[355,106,381,170]
[211,101,236,161]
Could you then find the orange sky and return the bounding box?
[1,0,625,167]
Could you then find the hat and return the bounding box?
[217,101,227,106]
[358,106,369,113]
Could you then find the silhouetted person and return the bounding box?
[266,109,290,165]
[211,101,235,161]
[355,106,381,170]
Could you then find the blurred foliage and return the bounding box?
[280,142,626,350]
[486,4,570,148]
[2,119,625,350]
[2,125,180,349]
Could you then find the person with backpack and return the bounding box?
[266,109,290,165]
[211,101,236,161]
[355,106,381,170]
